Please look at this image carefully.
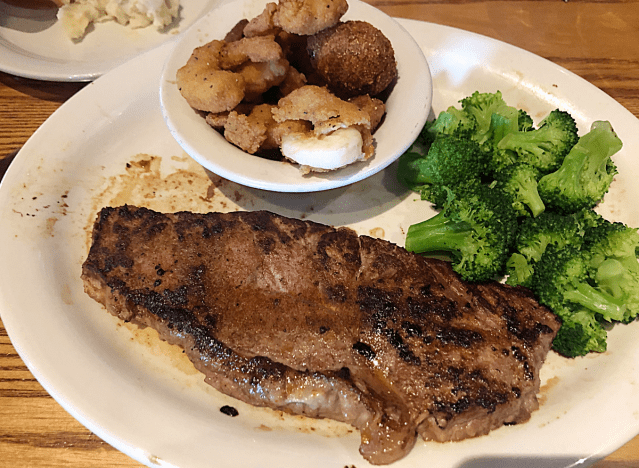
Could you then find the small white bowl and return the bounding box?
[160,0,432,193]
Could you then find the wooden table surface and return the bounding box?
[1,0,639,466]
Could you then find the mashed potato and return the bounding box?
[57,0,179,40]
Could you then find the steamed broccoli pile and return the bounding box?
[397,90,635,357]
[529,215,639,356]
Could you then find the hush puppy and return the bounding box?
[307,20,397,99]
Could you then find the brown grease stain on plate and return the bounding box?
[368,227,385,238]
[89,154,240,216]
[44,217,58,237]
[8,163,71,240]
[118,322,201,377]
[538,376,561,406]
[85,153,243,248]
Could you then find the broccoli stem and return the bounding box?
[595,258,627,297]
[514,176,545,217]
[490,113,519,145]
[405,213,472,257]
[550,147,597,187]
[527,193,546,218]
[563,282,626,322]
[499,123,568,159]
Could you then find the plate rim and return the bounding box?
[0,0,221,82]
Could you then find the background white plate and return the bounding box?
[1,16,639,468]
[0,0,222,81]
[160,0,432,193]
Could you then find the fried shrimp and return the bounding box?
[280,126,368,174]
[244,103,312,151]
[272,85,371,135]
[224,109,270,154]
[266,119,313,148]
[243,2,278,37]
[219,35,283,67]
[176,41,246,114]
[271,85,378,173]
[224,19,249,41]
[273,0,348,35]
[348,94,386,130]
[221,103,312,154]
[277,64,307,96]
[176,35,286,114]
[236,58,290,101]
[307,20,397,98]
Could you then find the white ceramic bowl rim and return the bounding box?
[159,0,432,193]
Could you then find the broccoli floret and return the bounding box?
[552,310,608,357]
[396,135,487,207]
[493,163,545,218]
[515,211,587,261]
[415,119,437,149]
[518,109,534,132]
[538,120,623,213]
[404,183,517,282]
[460,91,520,152]
[427,106,478,141]
[491,109,579,174]
[583,218,639,322]
[527,216,639,356]
[534,244,626,322]
[419,92,531,166]
[573,207,607,231]
[505,253,535,287]
[531,244,628,356]
[505,211,585,287]
[396,152,427,192]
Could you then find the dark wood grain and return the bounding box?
[1,0,638,466]
[0,73,86,158]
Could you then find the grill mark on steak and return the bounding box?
[81,206,560,465]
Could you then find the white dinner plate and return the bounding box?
[0,0,223,81]
[160,0,432,193]
[1,16,639,468]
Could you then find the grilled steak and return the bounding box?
[81,206,560,465]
